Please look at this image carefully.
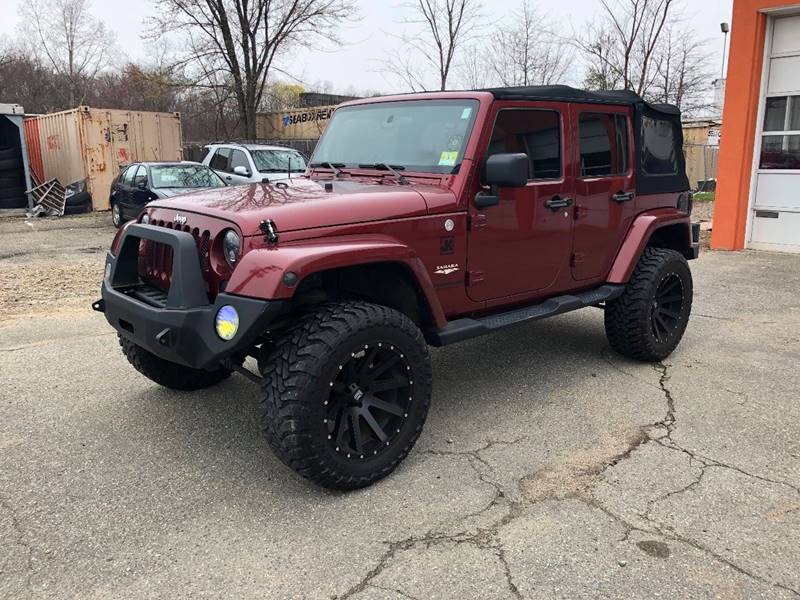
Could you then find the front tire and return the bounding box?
[604,247,693,362]
[260,302,433,490]
[118,336,233,390]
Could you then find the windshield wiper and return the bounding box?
[358,163,408,185]
[309,161,345,178]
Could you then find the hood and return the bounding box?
[148,178,447,236]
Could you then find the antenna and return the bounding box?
[287,155,292,180]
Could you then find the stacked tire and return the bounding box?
[0,147,27,210]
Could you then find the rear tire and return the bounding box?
[111,201,122,228]
[604,247,693,362]
[260,302,433,490]
[118,335,232,390]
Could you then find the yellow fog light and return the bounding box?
[215,305,239,341]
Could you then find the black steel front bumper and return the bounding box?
[95,224,285,370]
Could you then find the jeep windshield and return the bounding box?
[311,99,479,174]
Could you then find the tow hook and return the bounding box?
[91,299,105,313]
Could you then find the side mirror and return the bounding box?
[475,153,529,209]
[233,165,250,176]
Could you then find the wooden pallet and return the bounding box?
[28,179,66,216]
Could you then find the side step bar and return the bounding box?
[430,284,625,346]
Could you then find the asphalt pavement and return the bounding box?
[1,215,799,599]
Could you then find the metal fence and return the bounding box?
[684,142,719,192]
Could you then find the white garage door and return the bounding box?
[750,14,800,252]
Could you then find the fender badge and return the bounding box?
[435,263,460,275]
[174,213,187,226]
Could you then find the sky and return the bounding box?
[0,0,733,94]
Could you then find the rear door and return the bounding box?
[570,105,636,281]
[116,164,138,218]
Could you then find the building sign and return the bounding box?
[258,104,338,140]
[282,107,334,127]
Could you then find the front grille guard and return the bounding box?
[111,224,209,309]
[139,220,211,292]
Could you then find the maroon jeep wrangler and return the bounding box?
[95,86,698,490]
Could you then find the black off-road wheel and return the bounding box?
[118,335,233,391]
[260,302,433,490]
[604,247,693,362]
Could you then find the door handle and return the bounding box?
[545,196,574,211]
[612,191,635,203]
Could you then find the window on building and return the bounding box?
[760,95,800,170]
[579,113,629,177]
[487,109,561,179]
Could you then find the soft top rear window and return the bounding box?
[641,116,678,176]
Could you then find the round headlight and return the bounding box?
[215,305,239,341]
[223,230,241,267]
[140,212,150,224]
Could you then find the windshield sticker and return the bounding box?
[461,107,472,120]
[438,151,458,166]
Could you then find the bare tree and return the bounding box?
[575,0,676,96]
[650,25,712,115]
[18,0,115,107]
[486,0,571,87]
[389,0,482,91]
[150,0,358,138]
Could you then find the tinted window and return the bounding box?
[150,165,225,188]
[230,149,250,173]
[312,100,479,174]
[121,165,136,186]
[641,116,678,175]
[133,165,147,188]
[210,148,231,171]
[488,110,561,179]
[579,113,629,177]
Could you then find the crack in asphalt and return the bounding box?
[340,358,800,599]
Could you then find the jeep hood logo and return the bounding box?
[174,213,187,225]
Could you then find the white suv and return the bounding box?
[201,143,308,185]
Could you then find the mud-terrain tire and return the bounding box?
[605,247,693,362]
[261,302,432,490]
[119,335,233,390]
[0,176,24,188]
[0,186,26,200]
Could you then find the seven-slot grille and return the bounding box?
[138,219,212,294]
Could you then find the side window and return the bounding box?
[488,109,561,180]
[133,165,148,188]
[230,149,250,173]
[641,116,678,175]
[210,148,231,171]
[579,113,629,177]
[122,165,136,186]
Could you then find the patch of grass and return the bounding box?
[693,192,715,202]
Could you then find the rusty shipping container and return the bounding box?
[24,106,183,211]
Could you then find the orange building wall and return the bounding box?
[711,0,800,250]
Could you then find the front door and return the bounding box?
[570,105,636,281]
[466,104,574,302]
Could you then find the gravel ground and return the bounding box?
[2,211,799,600]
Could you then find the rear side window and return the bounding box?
[230,149,250,173]
[641,116,678,175]
[210,148,231,171]
[579,113,629,177]
[488,109,561,180]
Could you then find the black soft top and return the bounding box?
[481,85,689,195]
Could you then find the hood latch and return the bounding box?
[260,219,279,244]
